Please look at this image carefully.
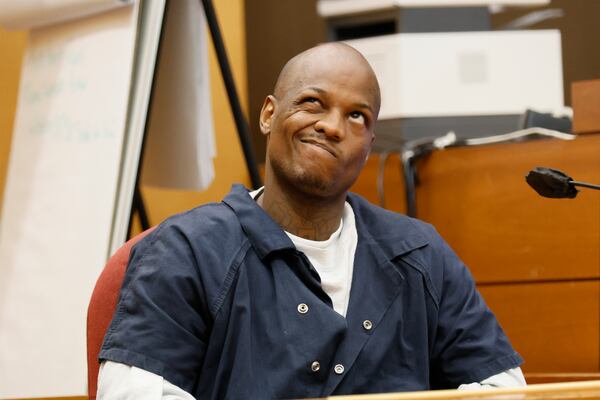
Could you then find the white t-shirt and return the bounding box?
[285,201,356,317]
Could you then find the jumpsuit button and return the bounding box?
[363,320,373,330]
[311,361,321,372]
[297,303,309,314]
[334,364,345,375]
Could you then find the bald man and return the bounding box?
[98,44,524,399]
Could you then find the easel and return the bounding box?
[128,0,262,236]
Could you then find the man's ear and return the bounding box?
[259,95,277,136]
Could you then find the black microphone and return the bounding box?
[525,167,600,199]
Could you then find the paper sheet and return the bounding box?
[0,0,132,30]
[108,0,166,255]
[140,0,216,191]
[0,4,139,397]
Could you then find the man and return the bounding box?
[98,43,524,399]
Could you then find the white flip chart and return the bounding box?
[0,3,139,397]
[0,0,213,395]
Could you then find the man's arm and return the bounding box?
[458,367,526,390]
[97,361,525,399]
[421,223,524,388]
[98,221,216,394]
[98,361,195,400]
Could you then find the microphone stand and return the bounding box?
[570,180,600,191]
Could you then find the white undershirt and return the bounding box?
[97,188,526,399]
[285,201,356,317]
[98,361,525,399]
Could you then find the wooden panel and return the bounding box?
[479,281,599,373]
[351,153,407,215]
[415,134,600,283]
[573,80,600,134]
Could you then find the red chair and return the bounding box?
[86,228,155,400]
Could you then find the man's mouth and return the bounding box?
[299,138,337,158]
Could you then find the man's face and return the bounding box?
[261,50,379,199]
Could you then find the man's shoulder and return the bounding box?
[161,200,240,234]
[347,192,440,243]
[124,200,250,303]
[347,192,456,288]
[136,200,248,262]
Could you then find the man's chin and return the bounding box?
[291,172,348,200]
[269,159,349,199]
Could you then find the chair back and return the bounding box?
[86,228,154,399]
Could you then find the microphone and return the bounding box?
[525,167,600,199]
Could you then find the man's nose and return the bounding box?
[314,110,344,141]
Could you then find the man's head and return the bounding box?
[260,43,381,200]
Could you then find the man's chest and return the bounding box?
[197,250,435,399]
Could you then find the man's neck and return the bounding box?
[257,180,346,242]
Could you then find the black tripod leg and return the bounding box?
[128,185,151,238]
[200,0,262,189]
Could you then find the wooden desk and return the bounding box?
[415,134,600,284]
[322,380,600,399]
[12,382,600,400]
[415,134,600,378]
[351,133,600,382]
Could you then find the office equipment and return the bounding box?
[346,30,563,120]
[346,30,564,143]
[317,0,551,19]
[318,0,552,44]
[521,108,572,133]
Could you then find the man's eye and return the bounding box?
[349,111,365,123]
[303,97,319,104]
